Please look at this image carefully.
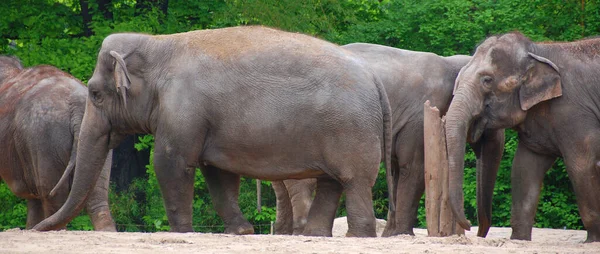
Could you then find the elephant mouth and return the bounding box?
[467,117,488,143]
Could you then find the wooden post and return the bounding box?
[424,100,464,236]
[257,179,262,213]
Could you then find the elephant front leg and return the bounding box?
[153,149,195,232]
[302,177,343,237]
[472,129,505,238]
[85,151,116,232]
[510,142,555,241]
[286,178,316,235]
[201,165,254,235]
[272,181,294,235]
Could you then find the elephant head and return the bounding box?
[445,33,562,232]
[33,33,167,230]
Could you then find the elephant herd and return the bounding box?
[0,26,598,243]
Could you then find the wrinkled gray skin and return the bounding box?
[33,26,392,237]
[0,56,115,231]
[272,179,316,234]
[271,43,484,236]
[446,32,600,243]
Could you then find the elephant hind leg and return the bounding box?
[301,177,343,237]
[344,180,377,237]
[583,161,600,242]
[26,199,44,229]
[201,165,254,235]
[383,126,424,237]
[563,159,600,243]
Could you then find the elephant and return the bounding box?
[445,32,600,243]
[270,43,475,236]
[0,56,116,231]
[32,26,393,238]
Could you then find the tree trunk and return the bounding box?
[424,100,464,237]
[79,0,92,37]
[110,134,150,192]
[98,0,113,20]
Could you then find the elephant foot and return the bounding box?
[381,226,415,237]
[346,224,376,238]
[510,228,532,241]
[169,223,194,232]
[302,227,332,237]
[224,221,254,235]
[91,210,117,232]
[345,230,376,237]
[273,219,293,235]
[584,231,600,243]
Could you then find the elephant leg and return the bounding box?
[383,127,424,237]
[563,148,600,242]
[85,151,116,232]
[510,142,555,241]
[153,147,195,232]
[472,129,505,238]
[344,179,377,237]
[26,199,44,229]
[302,177,343,237]
[272,181,293,235]
[201,165,254,235]
[383,159,424,236]
[286,178,316,235]
[41,192,68,230]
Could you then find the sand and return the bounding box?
[0,218,597,253]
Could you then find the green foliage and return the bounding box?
[0,0,594,232]
[0,183,26,230]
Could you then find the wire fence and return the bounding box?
[114,222,275,234]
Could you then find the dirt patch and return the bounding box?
[0,225,597,253]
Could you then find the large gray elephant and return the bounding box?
[271,43,479,236]
[446,32,600,243]
[33,26,392,237]
[0,56,115,231]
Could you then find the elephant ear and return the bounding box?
[518,52,562,111]
[109,51,131,106]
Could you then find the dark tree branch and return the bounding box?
[98,0,113,20]
[79,0,92,37]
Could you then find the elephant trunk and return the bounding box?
[33,102,111,231]
[445,87,483,231]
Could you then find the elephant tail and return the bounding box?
[49,111,81,197]
[374,75,395,213]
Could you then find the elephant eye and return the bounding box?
[480,75,493,87]
[90,89,103,104]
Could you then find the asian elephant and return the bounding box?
[33,26,392,237]
[0,56,115,231]
[271,43,475,236]
[446,32,600,243]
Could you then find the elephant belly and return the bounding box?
[200,146,327,181]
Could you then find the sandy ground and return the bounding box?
[1,218,598,254]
